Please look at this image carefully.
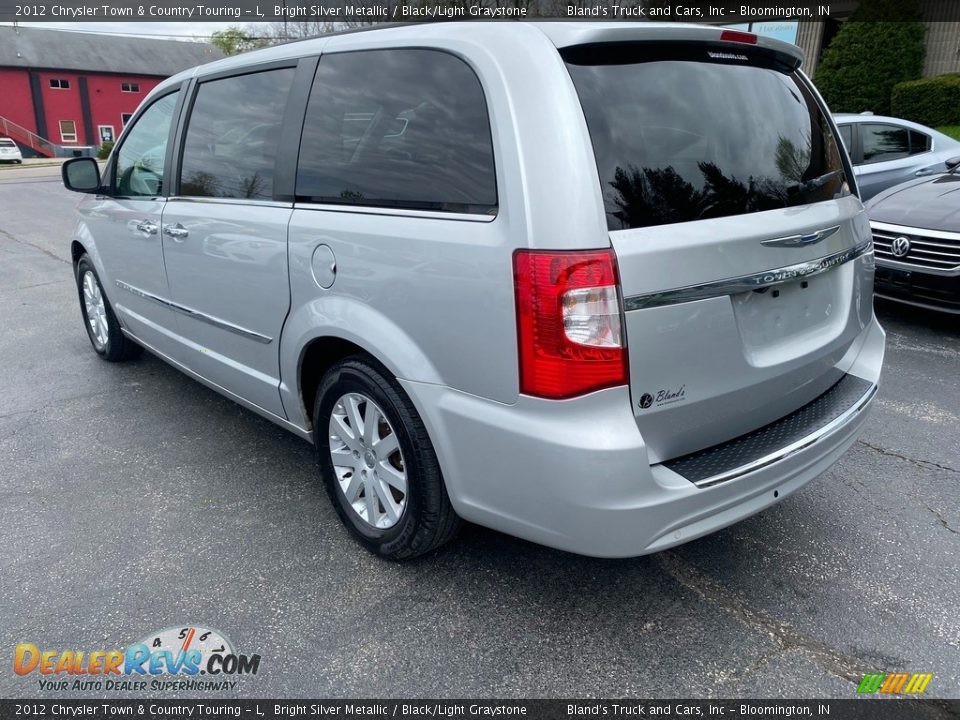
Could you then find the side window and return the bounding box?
[113,91,180,197]
[297,49,497,214]
[861,123,910,164]
[909,130,931,155]
[837,124,852,153]
[178,68,295,200]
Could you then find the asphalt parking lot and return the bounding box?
[1,165,958,703]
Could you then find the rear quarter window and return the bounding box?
[564,44,850,231]
[861,123,911,164]
[296,49,497,215]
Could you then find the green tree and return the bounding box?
[210,26,266,55]
[813,0,926,115]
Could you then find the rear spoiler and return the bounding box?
[534,22,805,71]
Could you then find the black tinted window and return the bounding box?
[564,45,849,231]
[861,124,910,164]
[297,49,497,214]
[909,129,931,155]
[179,68,295,200]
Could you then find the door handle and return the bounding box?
[135,220,158,235]
[915,168,933,177]
[163,224,189,240]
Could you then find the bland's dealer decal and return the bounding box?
[638,385,687,410]
[14,626,260,692]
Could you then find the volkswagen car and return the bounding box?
[868,157,960,314]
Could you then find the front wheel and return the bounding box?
[76,254,142,362]
[314,357,460,560]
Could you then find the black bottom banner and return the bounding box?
[1,700,958,720]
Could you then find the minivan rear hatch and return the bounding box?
[563,38,875,464]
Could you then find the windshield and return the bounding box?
[564,44,850,231]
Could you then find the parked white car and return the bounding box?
[833,113,960,200]
[0,138,23,164]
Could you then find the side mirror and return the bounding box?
[62,157,101,193]
[946,156,960,172]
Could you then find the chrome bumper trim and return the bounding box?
[665,380,877,489]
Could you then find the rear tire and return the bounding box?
[76,254,142,362]
[314,356,460,560]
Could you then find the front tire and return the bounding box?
[314,357,460,560]
[76,254,142,362]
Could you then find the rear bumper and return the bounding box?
[402,315,885,558]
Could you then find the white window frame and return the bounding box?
[49,78,70,90]
[121,82,141,93]
[59,120,77,144]
[121,113,133,128]
[98,125,115,144]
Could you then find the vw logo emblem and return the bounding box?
[891,236,911,258]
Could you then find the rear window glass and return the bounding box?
[297,49,497,214]
[564,44,850,231]
[0,139,16,147]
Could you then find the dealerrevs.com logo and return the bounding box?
[14,625,261,692]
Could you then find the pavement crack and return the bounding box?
[928,506,960,537]
[837,474,892,515]
[0,226,70,265]
[857,440,958,474]
[658,552,875,686]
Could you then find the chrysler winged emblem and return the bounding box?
[762,225,841,248]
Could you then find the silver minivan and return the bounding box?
[61,22,884,559]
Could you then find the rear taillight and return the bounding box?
[513,249,627,400]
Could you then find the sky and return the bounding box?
[1,21,241,41]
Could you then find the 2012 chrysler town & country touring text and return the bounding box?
[61,22,885,559]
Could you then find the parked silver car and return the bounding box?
[833,113,960,201]
[60,23,884,559]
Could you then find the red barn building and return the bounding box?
[0,26,222,157]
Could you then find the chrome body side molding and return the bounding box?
[115,280,273,344]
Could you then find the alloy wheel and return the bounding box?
[328,392,408,529]
[82,270,109,350]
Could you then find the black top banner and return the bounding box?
[2,0,958,22]
[3,700,960,720]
